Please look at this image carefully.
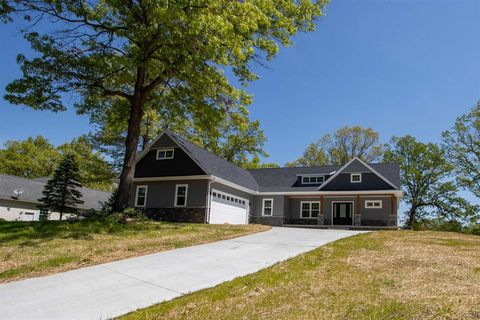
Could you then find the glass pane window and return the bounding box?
[135,186,147,207]
[351,173,362,183]
[301,176,325,184]
[175,185,188,207]
[157,149,174,160]
[301,202,321,218]
[263,199,273,216]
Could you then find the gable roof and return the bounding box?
[0,174,111,210]
[317,157,399,191]
[137,131,400,193]
[137,131,259,191]
[248,161,400,192]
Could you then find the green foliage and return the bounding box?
[0,136,60,177]
[0,136,115,191]
[286,126,384,166]
[2,0,327,209]
[38,154,84,219]
[442,100,480,198]
[90,104,271,170]
[58,137,116,191]
[384,135,479,226]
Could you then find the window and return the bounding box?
[135,185,148,207]
[301,176,325,184]
[350,173,362,183]
[262,199,273,216]
[156,149,174,160]
[39,209,49,221]
[300,201,321,218]
[175,184,188,207]
[365,200,382,209]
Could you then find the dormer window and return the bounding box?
[301,175,325,184]
[350,173,362,183]
[156,149,174,160]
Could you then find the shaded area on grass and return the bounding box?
[121,231,480,320]
[0,220,269,283]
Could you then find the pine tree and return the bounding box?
[38,154,84,220]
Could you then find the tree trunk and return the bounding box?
[59,212,63,221]
[112,68,146,212]
[406,206,417,226]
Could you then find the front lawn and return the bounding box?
[0,220,269,283]
[122,231,480,320]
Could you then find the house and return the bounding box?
[0,174,111,221]
[132,130,402,226]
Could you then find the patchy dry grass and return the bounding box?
[0,220,269,283]
[121,231,480,320]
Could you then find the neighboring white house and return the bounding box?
[0,174,111,221]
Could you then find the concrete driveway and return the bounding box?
[0,227,364,320]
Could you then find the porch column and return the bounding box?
[390,195,397,226]
[355,195,361,226]
[318,195,325,225]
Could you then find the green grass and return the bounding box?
[0,220,269,283]
[121,231,480,320]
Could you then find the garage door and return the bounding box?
[209,189,248,225]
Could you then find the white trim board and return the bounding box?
[134,185,148,207]
[174,184,188,207]
[262,198,274,216]
[318,157,398,191]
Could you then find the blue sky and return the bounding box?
[0,0,479,167]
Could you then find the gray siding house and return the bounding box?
[132,131,402,226]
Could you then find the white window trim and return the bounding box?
[135,185,148,207]
[174,184,188,207]
[262,198,274,216]
[350,173,362,183]
[365,200,382,209]
[300,201,321,219]
[301,176,325,185]
[156,148,175,160]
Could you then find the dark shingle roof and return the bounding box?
[163,131,400,193]
[170,132,259,191]
[249,163,400,192]
[0,174,111,210]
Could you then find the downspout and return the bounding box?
[205,178,215,224]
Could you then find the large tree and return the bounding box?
[0,136,60,178]
[442,101,480,198]
[286,126,384,166]
[89,99,269,170]
[0,136,115,190]
[38,154,84,220]
[384,135,478,226]
[2,0,326,211]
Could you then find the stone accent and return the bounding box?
[361,217,397,226]
[249,216,284,226]
[284,218,318,225]
[145,207,206,223]
[317,214,325,225]
[354,214,361,226]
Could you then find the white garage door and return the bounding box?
[209,189,248,225]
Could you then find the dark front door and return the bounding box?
[333,203,353,225]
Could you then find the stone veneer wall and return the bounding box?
[145,207,207,223]
[249,216,284,226]
[361,214,397,226]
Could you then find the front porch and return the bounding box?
[281,194,398,227]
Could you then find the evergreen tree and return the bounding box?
[38,154,84,220]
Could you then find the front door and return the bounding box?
[333,203,353,225]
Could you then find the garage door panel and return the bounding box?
[209,189,248,225]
